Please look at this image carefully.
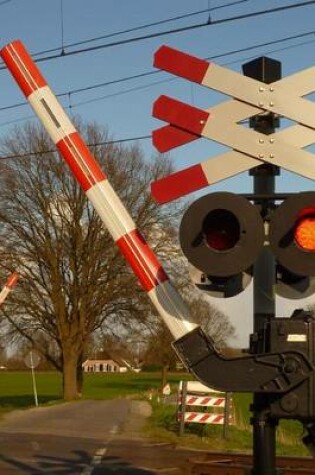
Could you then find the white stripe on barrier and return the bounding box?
[29,86,76,143]
[86,180,136,241]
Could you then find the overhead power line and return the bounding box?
[34,0,251,59]
[71,31,315,110]
[0,135,152,161]
[1,1,314,69]
[1,28,315,116]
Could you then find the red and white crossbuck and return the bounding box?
[152,45,315,203]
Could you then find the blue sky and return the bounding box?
[1,0,315,346]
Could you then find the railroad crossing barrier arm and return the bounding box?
[173,327,313,393]
[0,40,198,343]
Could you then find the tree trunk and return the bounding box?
[76,352,84,397]
[63,350,80,401]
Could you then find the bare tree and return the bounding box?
[0,120,181,400]
[143,295,235,389]
[188,295,236,348]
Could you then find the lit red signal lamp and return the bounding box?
[269,192,315,299]
[294,213,315,252]
[180,191,315,299]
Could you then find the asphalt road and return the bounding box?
[0,399,196,474]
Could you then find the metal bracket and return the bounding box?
[173,327,313,393]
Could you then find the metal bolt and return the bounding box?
[258,101,264,107]
[269,102,274,107]
[269,87,274,92]
[259,138,264,144]
[270,154,274,158]
[259,87,265,92]
[258,154,264,159]
[200,120,205,125]
[269,138,274,144]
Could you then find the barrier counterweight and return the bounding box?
[0,40,197,341]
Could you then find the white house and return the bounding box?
[82,358,127,373]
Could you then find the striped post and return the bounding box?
[0,40,198,340]
[0,272,19,306]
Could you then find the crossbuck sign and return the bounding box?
[152,45,315,204]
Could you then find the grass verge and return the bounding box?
[0,371,310,456]
[146,394,309,457]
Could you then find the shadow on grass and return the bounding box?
[0,394,62,410]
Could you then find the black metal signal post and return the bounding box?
[171,57,315,475]
[243,56,281,475]
[152,45,315,475]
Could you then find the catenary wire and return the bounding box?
[1,28,314,115]
[2,30,311,142]
[32,0,252,58]
[0,135,152,161]
[0,1,314,68]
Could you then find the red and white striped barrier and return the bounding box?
[180,412,227,425]
[0,272,19,306]
[184,396,226,407]
[0,40,198,341]
[177,380,233,433]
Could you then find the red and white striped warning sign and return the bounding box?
[178,412,226,425]
[177,381,233,430]
[184,396,226,407]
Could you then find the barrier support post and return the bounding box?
[179,380,187,436]
[223,392,231,439]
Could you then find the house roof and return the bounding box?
[82,358,127,367]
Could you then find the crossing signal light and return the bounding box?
[294,216,315,251]
[180,191,315,299]
[269,191,315,299]
[179,192,265,298]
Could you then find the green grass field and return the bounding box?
[0,370,188,412]
[0,370,309,456]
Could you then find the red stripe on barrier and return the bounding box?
[214,415,224,423]
[153,96,209,136]
[116,229,168,291]
[1,40,47,97]
[186,397,197,405]
[6,272,19,289]
[214,398,225,406]
[154,45,209,84]
[151,164,208,204]
[57,133,107,192]
[200,414,211,423]
[186,412,198,422]
[201,398,211,405]
[152,124,199,153]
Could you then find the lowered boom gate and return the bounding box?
[2,40,315,474]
